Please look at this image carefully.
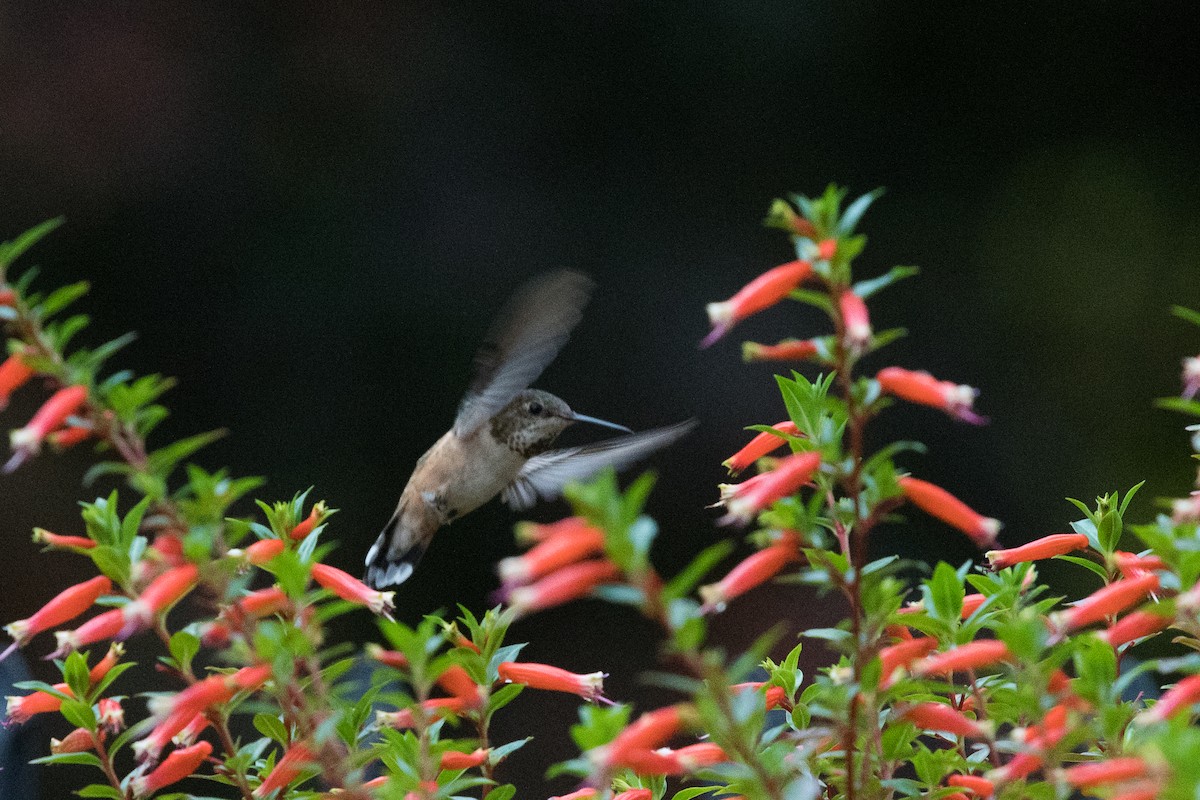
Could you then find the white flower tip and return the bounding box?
[497,557,528,585]
[705,301,733,327]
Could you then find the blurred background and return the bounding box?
[2,2,1199,796]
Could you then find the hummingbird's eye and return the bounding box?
[527,401,544,416]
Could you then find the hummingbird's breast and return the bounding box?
[411,428,527,521]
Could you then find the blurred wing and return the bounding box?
[501,419,698,510]
[454,270,594,436]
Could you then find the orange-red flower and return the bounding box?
[722,421,803,475]
[716,451,822,525]
[1139,673,1200,723]
[440,748,489,770]
[53,608,125,655]
[549,791,598,800]
[4,574,111,645]
[1059,573,1160,632]
[366,643,410,670]
[498,523,605,585]
[985,533,1089,569]
[238,538,286,566]
[289,502,329,541]
[6,384,89,471]
[51,727,99,754]
[898,476,1000,548]
[131,741,212,797]
[46,425,93,450]
[32,528,96,550]
[311,562,395,619]
[1112,550,1167,577]
[900,702,985,738]
[699,533,800,611]
[876,367,986,425]
[603,704,692,765]
[0,353,34,411]
[838,290,871,352]
[98,697,124,733]
[506,559,621,615]
[878,636,939,686]
[946,774,994,797]
[911,640,1011,677]
[701,260,814,348]
[817,238,838,261]
[376,696,467,729]
[1103,610,1171,648]
[121,564,199,638]
[1108,782,1164,800]
[253,741,316,797]
[498,661,606,702]
[514,516,594,545]
[0,288,15,306]
[612,790,652,800]
[4,643,121,723]
[1061,757,1149,788]
[742,339,820,362]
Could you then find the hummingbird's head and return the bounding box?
[493,389,631,456]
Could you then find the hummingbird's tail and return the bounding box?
[363,515,427,590]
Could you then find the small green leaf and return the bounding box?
[168,631,201,674]
[1172,305,1200,327]
[663,539,735,602]
[1053,554,1109,581]
[484,786,517,800]
[0,217,63,270]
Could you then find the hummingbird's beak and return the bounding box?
[569,412,633,433]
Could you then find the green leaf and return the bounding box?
[926,562,965,623]
[168,631,201,674]
[63,651,92,700]
[0,217,63,270]
[30,752,104,768]
[1153,396,1200,417]
[1053,554,1109,581]
[671,789,719,800]
[38,281,90,318]
[484,786,517,800]
[852,265,919,300]
[663,539,735,602]
[76,785,124,799]
[146,429,227,477]
[1172,305,1200,327]
[836,187,884,236]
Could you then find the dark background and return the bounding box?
[2,3,1199,796]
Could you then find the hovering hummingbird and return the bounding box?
[364,270,695,589]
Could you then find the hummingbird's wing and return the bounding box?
[501,419,698,510]
[454,270,595,437]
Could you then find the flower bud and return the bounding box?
[742,339,819,362]
[51,727,99,754]
[0,354,34,411]
[289,502,330,541]
[722,421,803,475]
[253,741,316,798]
[439,748,489,770]
[838,290,871,352]
[946,774,994,797]
[46,425,93,450]
[900,702,985,738]
[98,697,124,733]
[32,528,96,550]
[877,367,986,424]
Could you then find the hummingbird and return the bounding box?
[364,270,695,589]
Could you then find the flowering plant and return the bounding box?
[3,188,1200,800]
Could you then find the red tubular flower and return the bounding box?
[498,523,605,585]
[1113,550,1167,577]
[1140,673,1200,723]
[946,774,994,797]
[229,587,291,622]
[604,705,691,765]
[912,640,1011,677]
[901,702,985,738]
[1103,610,1171,648]
[440,748,489,770]
[121,563,200,638]
[817,238,838,261]
[130,740,213,797]
[152,664,272,723]
[838,290,871,352]
[53,608,125,655]
[878,636,939,686]
[716,451,822,525]
[171,713,212,747]
[239,538,286,565]
[0,288,16,305]
[311,562,395,619]
[614,747,685,775]
[676,742,727,769]
[1109,782,1164,800]
[699,533,801,611]
[6,384,89,471]
[436,664,484,706]
[898,476,1000,548]
[988,752,1042,784]
[0,354,34,410]
[32,528,96,550]
[289,502,329,541]
[46,425,93,450]
[1061,757,1149,788]
[549,790,597,800]
[253,741,316,798]
[151,533,186,567]
[4,574,111,645]
[498,661,606,702]
[51,727,99,754]
[876,367,986,425]
[722,421,803,475]
[985,533,1089,570]
[506,559,621,615]
[514,516,593,546]
[366,643,410,669]
[1059,573,1161,632]
[701,260,814,348]
[612,790,652,800]
[376,697,467,729]
[742,339,820,362]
